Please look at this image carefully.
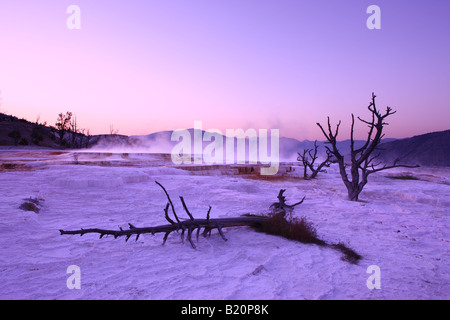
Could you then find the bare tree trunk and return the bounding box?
[297,149,310,179]
[317,93,419,201]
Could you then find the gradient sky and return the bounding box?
[0,0,449,140]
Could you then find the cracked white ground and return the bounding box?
[0,149,448,299]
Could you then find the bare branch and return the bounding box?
[270,189,306,215]
[155,181,181,223]
[61,184,307,249]
[163,203,175,225]
[366,162,419,175]
[179,196,194,221]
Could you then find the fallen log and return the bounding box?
[59,181,362,264]
[60,181,270,249]
[60,217,266,249]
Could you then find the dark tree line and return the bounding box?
[54,111,91,148]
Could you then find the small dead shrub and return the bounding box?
[19,197,44,213]
[259,213,326,246]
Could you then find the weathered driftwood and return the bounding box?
[59,181,282,249]
[60,217,265,249]
[269,189,305,216]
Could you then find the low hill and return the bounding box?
[0,113,60,148]
[377,130,450,167]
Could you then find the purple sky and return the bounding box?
[0,0,449,140]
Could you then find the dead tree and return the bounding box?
[316,92,419,201]
[55,111,72,146]
[297,141,334,179]
[60,181,272,249]
[109,124,119,135]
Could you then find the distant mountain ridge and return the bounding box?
[93,128,448,167]
[91,128,450,167]
[376,129,450,167]
[1,112,448,167]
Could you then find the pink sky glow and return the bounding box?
[0,0,449,140]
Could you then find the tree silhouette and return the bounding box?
[297,141,335,179]
[316,93,419,201]
[55,111,72,146]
